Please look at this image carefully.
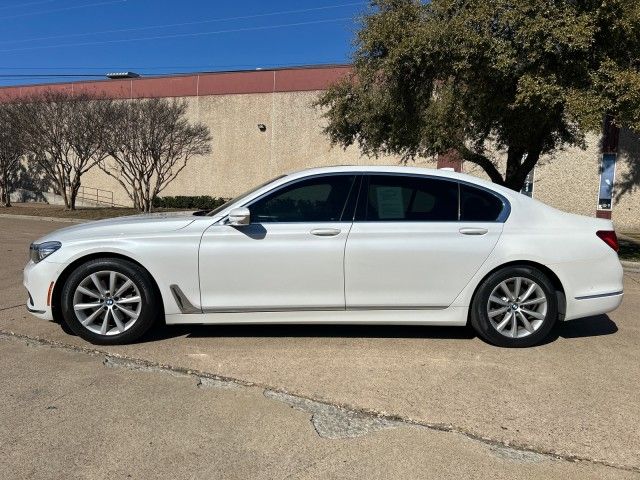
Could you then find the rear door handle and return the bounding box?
[310,228,341,237]
[459,227,488,236]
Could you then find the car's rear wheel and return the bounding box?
[470,266,558,347]
[60,258,159,345]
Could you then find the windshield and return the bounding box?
[205,174,287,216]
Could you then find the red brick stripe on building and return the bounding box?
[0,65,352,101]
[436,149,463,172]
[596,210,612,220]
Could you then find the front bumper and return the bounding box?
[23,259,62,321]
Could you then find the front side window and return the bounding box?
[359,175,458,221]
[249,175,356,223]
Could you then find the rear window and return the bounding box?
[360,175,459,221]
[460,184,504,221]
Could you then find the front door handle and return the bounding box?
[310,228,341,237]
[459,227,488,236]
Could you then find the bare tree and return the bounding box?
[100,98,211,212]
[0,101,26,207]
[17,91,113,210]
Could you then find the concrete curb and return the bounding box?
[621,260,640,273]
[0,213,88,224]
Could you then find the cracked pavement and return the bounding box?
[1,216,639,479]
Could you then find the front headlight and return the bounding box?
[29,241,62,263]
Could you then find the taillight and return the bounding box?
[596,230,619,252]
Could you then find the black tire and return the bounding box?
[60,258,160,345]
[470,266,558,347]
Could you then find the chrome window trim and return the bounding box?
[214,171,511,225]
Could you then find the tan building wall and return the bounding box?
[83,89,639,230]
[83,91,413,205]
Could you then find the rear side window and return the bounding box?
[460,184,504,221]
[359,175,458,221]
[250,175,356,223]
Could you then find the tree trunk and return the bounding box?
[503,146,542,192]
[54,178,71,209]
[0,185,10,207]
[68,182,81,211]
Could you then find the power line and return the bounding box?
[0,60,351,72]
[0,17,353,53]
[0,74,104,78]
[0,1,365,46]
[0,0,57,11]
[0,61,352,80]
[0,0,127,21]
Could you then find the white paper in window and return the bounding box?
[375,186,405,219]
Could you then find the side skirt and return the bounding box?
[164,307,469,326]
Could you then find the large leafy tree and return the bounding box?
[317,0,640,191]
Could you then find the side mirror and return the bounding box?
[228,207,250,226]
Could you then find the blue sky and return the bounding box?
[0,0,367,86]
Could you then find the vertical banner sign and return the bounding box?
[598,153,617,210]
[521,168,535,198]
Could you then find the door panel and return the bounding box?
[344,222,502,308]
[199,222,351,310]
[198,173,358,311]
[345,174,505,308]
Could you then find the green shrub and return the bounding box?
[153,195,229,210]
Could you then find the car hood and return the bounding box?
[34,211,198,244]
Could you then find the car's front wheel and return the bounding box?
[60,258,159,345]
[470,266,559,347]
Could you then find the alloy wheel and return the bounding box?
[486,276,548,339]
[72,270,142,336]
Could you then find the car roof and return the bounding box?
[284,165,518,200]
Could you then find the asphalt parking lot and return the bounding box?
[1,216,639,479]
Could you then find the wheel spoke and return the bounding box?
[77,286,100,299]
[510,313,518,337]
[114,279,133,297]
[517,311,534,333]
[81,307,104,326]
[519,283,537,302]
[91,274,106,296]
[116,304,138,319]
[489,295,508,306]
[488,306,509,318]
[117,295,141,305]
[112,308,125,333]
[499,281,514,301]
[520,308,545,320]
[513,277,522,299]
[520,297,545,307]
[74,302,102,311]
[496,311,512,331]
[109,271,116,295]
[100,309,110,334]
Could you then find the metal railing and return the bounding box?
[75,186,115,207]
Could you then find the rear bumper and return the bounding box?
[567,291,624,321]
[553,254,624,321]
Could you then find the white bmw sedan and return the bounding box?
[24,166,623,347]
